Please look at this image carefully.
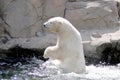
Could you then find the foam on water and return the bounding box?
[85,65,120,80]
[26,60,120,80]
[1,58,120,80]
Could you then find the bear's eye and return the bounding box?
[50,22,52,24]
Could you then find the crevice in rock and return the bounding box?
[0,1,13,38]
[68,0,76,2]
[63,0,68,18]
[116,1,120,19]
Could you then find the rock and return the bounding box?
[0,0,120,64]
[68,0,76,2]
[1,0,67,38]
[2,0,43,38]
[1,0,119,38]
[0,18,12,42]
[96,40,120,65]
[43,0,67,19]
[0,33,56,50]
[0,19,5,36]
[115,0,120,17]
[91,32,102,38]
[65,0,119,30]
[83,30,120,65]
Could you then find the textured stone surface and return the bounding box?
[43,0,67,18]
[0,33,56,49]
[0,19,4,36]
[65,0,119,30]
[1,0,67,38]
[4,0,40,37]
[0,0,120,63]
[83,29,120,64]
[115,0,120,17]
[0,0,119,38]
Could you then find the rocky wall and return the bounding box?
[0,0,120,64]
[0,0,119,38]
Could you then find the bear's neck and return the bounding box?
[56,27,80,47]
[56,35,68,47]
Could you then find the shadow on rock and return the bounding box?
[97,41,120,65]
[0,45,48,64]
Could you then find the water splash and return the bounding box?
[0,58,120,80]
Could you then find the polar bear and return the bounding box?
[43,17,86,73]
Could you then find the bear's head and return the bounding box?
[43,17,65,33]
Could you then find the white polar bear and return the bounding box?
[43,17,86,73]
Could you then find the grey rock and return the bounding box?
[0,0,120,64]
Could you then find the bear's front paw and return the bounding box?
[43,53,49,58]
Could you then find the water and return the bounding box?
[0,57,120,80]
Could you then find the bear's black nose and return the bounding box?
[43,24,46,27]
